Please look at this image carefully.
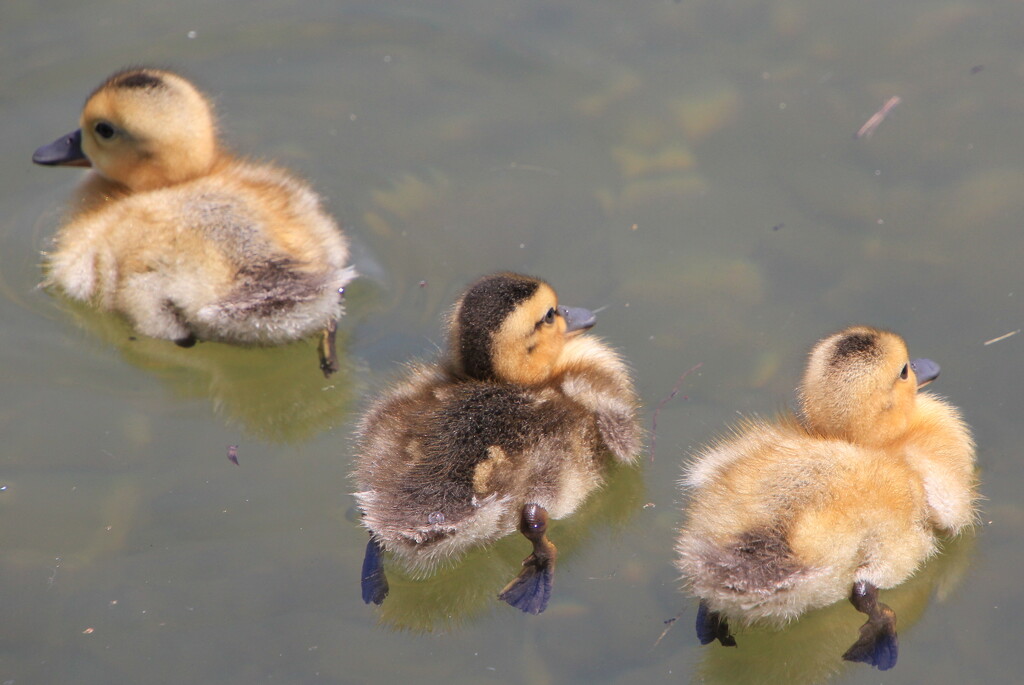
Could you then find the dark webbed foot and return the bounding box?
[498,503,557,615]
[360,535,389,605]
[842,580,898,671]
[696,600,737,647]
[318,318,339,377]
[174,333,198,348]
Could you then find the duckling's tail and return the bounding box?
[198,261,354,343]
[678,528,813,622]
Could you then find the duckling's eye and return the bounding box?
[94,122,116,140]
[541,307,557,326]
[899,363,909,380]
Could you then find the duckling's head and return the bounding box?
[447,273,596,386]
[798,326,940,446]
[33,68,219,191]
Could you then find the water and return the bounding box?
[2,0,1022,682]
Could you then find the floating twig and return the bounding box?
[855,96,902,140]
[983,329,1020,346]
[651,608,686,651]
[650,362,703,463]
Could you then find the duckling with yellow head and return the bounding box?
[353,272,642,614]
[676,326,977,670]
[33,68,355,375]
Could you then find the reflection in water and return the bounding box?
[367,460,644,633]
[54,294,357,443]
[691,532,976,685]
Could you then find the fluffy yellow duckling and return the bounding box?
[32,68,356,375]
[353,272,641,614]
[676,326,976,670]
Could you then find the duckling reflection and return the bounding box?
[32,68,356,376]
[55,293,355,444]
[677,326,977,670]
[364,459,644,632]
[353,272,642,615]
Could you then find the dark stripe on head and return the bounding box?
[457,274,540,380]
[89,68,168,100]
[112,71,165,90]
[830,331,880,366]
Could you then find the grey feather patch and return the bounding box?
[691,529,806,594]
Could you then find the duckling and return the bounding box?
[676,326,976,670]
[32,68,356,375]
[353,272,641,614]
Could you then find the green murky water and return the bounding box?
[2,1,1021,683]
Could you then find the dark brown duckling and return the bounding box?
[353,272,641,613]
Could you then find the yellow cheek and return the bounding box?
[531,326,565,368]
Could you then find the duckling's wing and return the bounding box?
[558,343,642,462]
[594,407,642,462]
[357,382,544,530]
[405,384,542,504]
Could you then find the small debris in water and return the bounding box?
[651,608,686,650]
[983,329,1020,346]
[855,96,901,140]
[650,362,703,462]
[227,445,239,465]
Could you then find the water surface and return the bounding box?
[2,1,1022,683]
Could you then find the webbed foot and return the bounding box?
[696,600,737,647]
[841,581,898,671]
[498,503,557,615]
[498,553,554,614]
[318,318,339,377]
[174,333,197,348]
[360,535,389,605]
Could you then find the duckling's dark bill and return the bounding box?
[910,358,940,387]
[559,305,596,332]
[33,129,90,167]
